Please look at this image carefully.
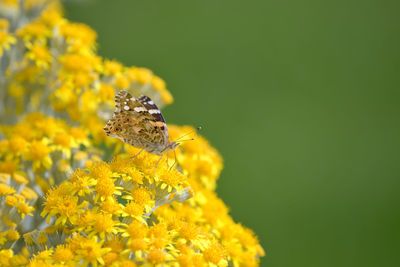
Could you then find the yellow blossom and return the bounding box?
[98,83,115,103]
[0,19,10,30]
[147,249,166,264]
[203,243,227,266]
[40,5,63,27]
[6,230,20,242]
[8,136,28,156]
[115,75,130,89]
[16,200,34,218]
[16,21,50,44]
[74,236,110,267]
[69,169,96,196]
[24,140,52,171]
[0,184,16,197]
[103,60,123,76]
[59,22,97,48]
[53,245,74,264]
[25,42,52,69]
[0,29,16,57]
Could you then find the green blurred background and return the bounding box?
[64,0,400,266]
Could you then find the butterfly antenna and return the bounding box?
[177,138,195,142]
[166,152,170,168]
[174,126,202,142]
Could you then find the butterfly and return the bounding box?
[103,90,180,156]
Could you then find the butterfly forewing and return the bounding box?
[137,95,166,123]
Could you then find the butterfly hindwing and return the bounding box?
[105,91,148,138]
[138,95,169,141]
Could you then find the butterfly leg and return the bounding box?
[169,149,178,170]
[166,152,170,168]
[154,154,164,176]
[130,148,144,160]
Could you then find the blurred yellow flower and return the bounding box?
[25,42,52,69]
[0,28,16,57]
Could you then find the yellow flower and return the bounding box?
[0,249,13,267]
[73,72,95,88]
[8,136,28,156]
[53,245,74,264]
[95,175,120,202]
[89,213,119,239]
[59,22,97,48]
[40,5,63,27]
[121,202,145,223]
[0,29,16,57]
[115,75,130,89]
[74,236,110,267]
[168,125,223,190]
[135,67,152,84]
[125,221,148,239]
[103,59,123,76]
[50,82,77,112]
[24,140,52,171]
[41,184,86,225]
[99,197,120,215]
[80,89,100,114]
[103,251,119,265]
[0,19,10,30]
[25,42,52,69]
[98,83,115,104]
[203,243,228,266]
[6,229,20,242]
[16,21,50,44]
[17,200,34,218]
[68,169,96,196]
[147,249,166,264]
[157,167,187,192]
[60,53,101,74]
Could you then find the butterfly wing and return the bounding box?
[137,95,166,123]
[104,91,166,151]
[137,95,170,142]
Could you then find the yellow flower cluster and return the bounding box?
[0,172,36,266]
[26,143,263,266]
[167,126,223,191]
[24,154,192,266]
[157,127,265,266]
[0,0,172,133]
[0,0,264,266]
[0,113,97,188]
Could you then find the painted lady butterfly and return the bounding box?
[104,90,179,156]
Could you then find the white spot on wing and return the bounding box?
[134,107,146,112]
[149,109,161,114]
[124,106,130,111]
[148,101,154,105]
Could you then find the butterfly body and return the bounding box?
[104,90,178,155]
